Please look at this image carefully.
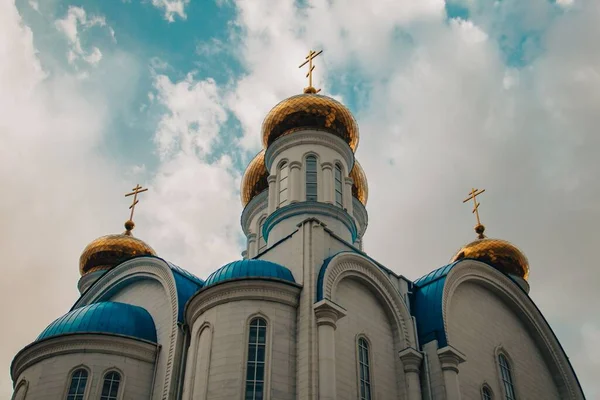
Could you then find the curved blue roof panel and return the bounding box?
[37,302,157,343]
[166,261,204,321]
[204,259,295,287]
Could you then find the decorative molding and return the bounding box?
[264,130,355,173]
[289,160,302,170]
[11,334,157,381]
[321,161,333,170]
[70,257,179,399]
[313,299,347,329]
[436,346,466,373]
[442,261,583,399]
[320,252,416,348]
[241,190,269,235]
[398,347,424,374]
[186,280,301,325]
[263,201,358,242]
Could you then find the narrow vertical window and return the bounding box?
[278,162,288,206]
[498,354,516,400]
[258,217,267,252]
[245,317,267,400]
[306,156,317,201]
[66,369,87,400]
[100,371,121,400]
[335,164,343,207]
[482,385,493,400]
[358,338,372,400]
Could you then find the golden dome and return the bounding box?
[262,93,359,151]
[241,150,269,207]
[350,160,368,205]
[451,237,529,280]
[79,222,156,276]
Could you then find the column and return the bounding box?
[437,346,467,400]
[313,299,346,400]
[267,175,277,214]
[343,177,353,214]
[289,161,302,203]
[247,233,257,258]
[398,347,424,400]
[321,162,333,204]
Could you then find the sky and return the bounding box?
[1,0,599,396]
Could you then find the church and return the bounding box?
[10,51,585,400]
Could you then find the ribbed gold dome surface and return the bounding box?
[350,160,368,205]
[262,93,359,151]
[79,229,156,276]
[451,238,529,280]
[241,150,269,207]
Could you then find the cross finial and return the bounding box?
[299,49,323,94]
[462,187,486,239]
[124,184,148,235]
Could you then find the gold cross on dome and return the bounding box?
[299,49,323,93]
[463,187,486,238]
[125,184,148,223]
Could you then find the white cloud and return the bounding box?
[151,0,189,22]
[55,6,109,65]
[28,0,39,12]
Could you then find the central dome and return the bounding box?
[262,93,359,151]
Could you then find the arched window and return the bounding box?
[100,371,121,400]
[482,384,493,400]
[498,354,516,400]
[245,317,267,400]
[66,369,88,400]
[357,338,372,400]
[305,156,317,201]
[278,162,289,207]
[12,380,28,400]
[334,163,343,207]
[258,217,267,253]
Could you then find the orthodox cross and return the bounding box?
[463,188,486,238]
[299,49,323,93]
[125,184,148,223]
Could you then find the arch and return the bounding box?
[184,322,213,400]
[481,383,494,400]
[64,365,90,400]
[71,257,181,400]
[355,334,374,400]
[319,252,416,348]
[11,379,28,400]
[242,313,272,400]
[99,368,122,400]
[443,261,584,399]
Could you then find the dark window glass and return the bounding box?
[482,385,493,400]
[100,371,121,400]
[245,318,267,400]
[335,164,343,207]
[258,218,267,252]
[66,369,87,400]
[306,156,317,201]
[358,338,372,400]
[498,354,516,400]
[278,163,288,206]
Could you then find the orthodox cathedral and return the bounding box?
[11,51,585,400]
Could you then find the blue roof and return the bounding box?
[204,259,295,287]
[37,302,157,343]
[411,262,459,348]
[166,261,204,321]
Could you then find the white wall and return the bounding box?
[447,282,561,399]
[333,277,403,400]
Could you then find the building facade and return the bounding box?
[10,84,585,400]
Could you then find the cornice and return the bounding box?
[264,130,355,172]
[11,334,157,381]
[241,190,268,235]
[186,280,301,326]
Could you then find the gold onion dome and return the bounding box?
[79,220,156,276]
[350,160,368,205]
[241,150,268,207]
[451,225,530,281]
[261,90,359,152]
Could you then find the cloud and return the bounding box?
[55,6,109,65]
[28,0,39,12]
[151,0,190,22]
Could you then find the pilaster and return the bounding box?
[267,175,277,214]
[437,346,466,400]
[289,161,302,203]
[344,176,353,214]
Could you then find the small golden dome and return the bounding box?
[241,150,269,207]
[451,238,529,280]
[262,93,359,151]
[79,223,156,276]
[350,160,368,205]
